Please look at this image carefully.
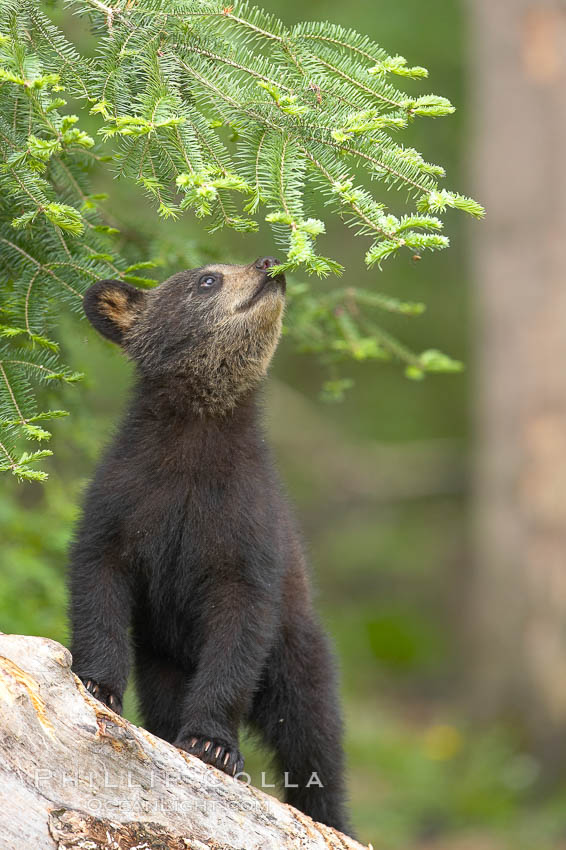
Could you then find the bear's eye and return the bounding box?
[198,274,217,291]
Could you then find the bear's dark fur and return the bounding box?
[69,258,351,835]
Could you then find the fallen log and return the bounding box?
[0,633,366,850]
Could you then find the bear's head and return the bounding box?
[83,257,286,415]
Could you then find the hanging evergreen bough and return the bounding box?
[0,0,483,480]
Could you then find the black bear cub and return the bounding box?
[69,257,351,835]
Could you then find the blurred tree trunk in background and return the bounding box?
[471,0,566,762]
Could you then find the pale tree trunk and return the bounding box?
[471,0,566,755]
[0,633,365,850]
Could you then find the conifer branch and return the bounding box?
[0,0,482,479]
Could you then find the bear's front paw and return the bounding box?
[81,678,123,715]
[176,734,244,777]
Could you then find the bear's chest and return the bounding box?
[123,459,283,661]
[120,448,278,576]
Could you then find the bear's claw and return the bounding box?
[176,734,244,777]
[81,677,123,715]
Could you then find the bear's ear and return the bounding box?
[83,279,147,345]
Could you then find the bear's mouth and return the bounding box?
[243,271,286,310]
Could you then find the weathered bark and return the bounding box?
[0,633,365,850]
[471,0,566,753]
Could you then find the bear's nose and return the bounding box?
[255,256,280,270]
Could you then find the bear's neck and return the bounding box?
[133,372,262,422]
[124,377,263,477]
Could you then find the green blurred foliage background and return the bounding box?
[2,2,566,848]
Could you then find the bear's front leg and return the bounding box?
[174,581,278,777]
[70,539,132,715]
